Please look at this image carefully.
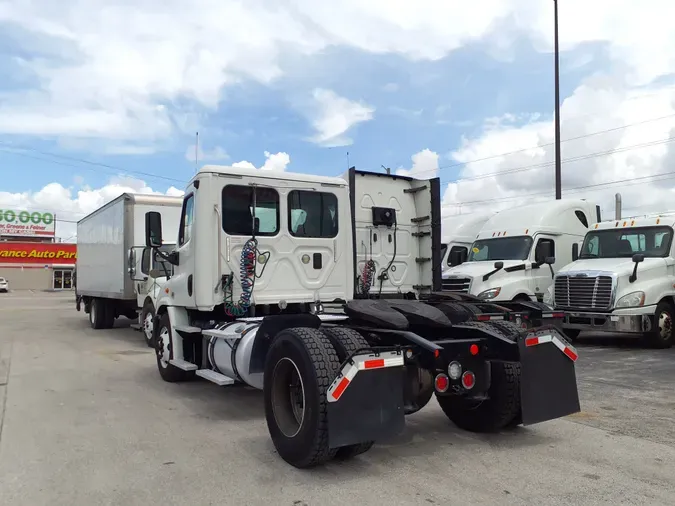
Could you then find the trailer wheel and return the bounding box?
[321,327,375,460]
[645,300,674,349]
[155,313,195,383]
[264,327,341,468]
[456,302,482,316]
[437,302,473,323]
[89,298,113,329]
[436,361,521,433]
[141,301,156,348]
[563,329,581,342]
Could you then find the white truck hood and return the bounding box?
[558,257,666,277]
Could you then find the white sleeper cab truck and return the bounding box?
[442,199,601,304]
[550,212,675,348]
[75,193,182,345]
[143,165,582,469]
[440,211,496,274]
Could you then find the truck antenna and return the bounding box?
[381,164,391,175]
[346,151,350,170]
[195,132,199,173]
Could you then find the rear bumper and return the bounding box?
[561,306,656,334]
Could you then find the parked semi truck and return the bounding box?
[440,211,496,273]
[75,193,182,344]
[143,165,581,469]
[547,212,675,348]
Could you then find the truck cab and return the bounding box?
[440,211,496,275]
[443,199,601,302]
[550,213,675,348]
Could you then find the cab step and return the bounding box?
[202,328,241,340]
[196,369,235,386]
[174,325,203,335]
[169,359,198,371]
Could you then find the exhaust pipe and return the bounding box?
[615,193,622,220]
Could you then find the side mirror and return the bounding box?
[632,253,645,263]
[572,243,579,262]
[493,261,504,269]
[145,211,163,248]
[545,256,555,265]
[128,249,136,278]
[449,249,467,267]
[535,241,553,264]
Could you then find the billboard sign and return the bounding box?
[0,209,56,238]
[0,242,76,265]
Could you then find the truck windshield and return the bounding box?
[467,236,533,261]
[580,226,673,258]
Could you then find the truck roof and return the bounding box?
[594,212,675,230]
[197,165,348,187]
[476,199,596,239]
[77,193,184,224]
[442,211,496,243]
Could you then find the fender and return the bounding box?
[152,302,190,362]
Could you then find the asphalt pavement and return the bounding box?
[0,292,674,506]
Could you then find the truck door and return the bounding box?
[171,193,197,308]
[531,236,556,301]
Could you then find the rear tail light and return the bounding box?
[461,371,475,390]
[435,373,450,393]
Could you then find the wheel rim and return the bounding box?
[270,357,306,438]
[144,312,154,341]
[157,327,170,368]
[658,310,672,340]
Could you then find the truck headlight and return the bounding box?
[477,287,501,300]
[616,291,645,308]
[543,285,554,305]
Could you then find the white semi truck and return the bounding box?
[75,193,182,346]
[142,165,581,469]
[440,211,496,273]
[442,199,601,303]
[548,212,675,348]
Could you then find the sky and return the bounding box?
[1,0,675,241]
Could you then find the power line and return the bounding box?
[404,111,675,179]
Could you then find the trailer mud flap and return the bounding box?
[518,328,581,425]
[326,351,406,449]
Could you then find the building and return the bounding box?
[0,208,77,291]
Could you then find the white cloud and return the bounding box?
[232,151,291,171]
[185,143,229,162]
[307,88,374,147]
[396,149,440,179]
[0,176,185,240]
[440,78,675,220]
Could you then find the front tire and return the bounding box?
[645,300,674,349]
[141,301,156,348]
[436,361,521,433]
[264,327,340,468]
[155,313,195,382]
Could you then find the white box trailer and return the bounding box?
[75,193,182,330]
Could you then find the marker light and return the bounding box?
[435,374,450,393]
[462,371,475,389]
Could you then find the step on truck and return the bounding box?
[75,193,182,346]
[145,165,581,469]
[549,212,675,348]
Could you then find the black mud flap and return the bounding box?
[518,328,581,425]
[326,351,406,449]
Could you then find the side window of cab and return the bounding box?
[179,194,195,246]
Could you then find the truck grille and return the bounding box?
[554,275,613,310]
[442,277,471,293]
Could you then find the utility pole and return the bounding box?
[553,0,562,199]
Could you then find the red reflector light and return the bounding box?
[469,344,479,356]
[461,371,475,389]
[552,312,565,318]
[434,349,440,358]
[476,314,490,321]
[363,358,385,369]
[435,374,450,392]
[525,337,539,347]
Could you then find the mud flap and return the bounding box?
[326,351,406,449]
[518,328,581,425]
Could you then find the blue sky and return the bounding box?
[1,1,675,238]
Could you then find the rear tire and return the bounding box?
[564,329,581,342]
[89,298,113,329]
[155,313,195,383]
[645,300,674,349]
[486,320,525,340]
[436,361,521,433]
[264,327,340,468]
[321,327,375,460]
